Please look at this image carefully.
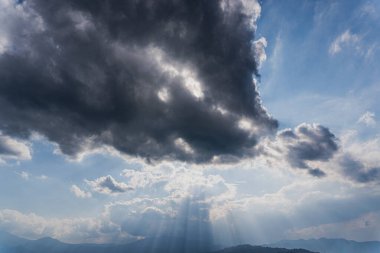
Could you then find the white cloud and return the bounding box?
[0,134,32,161]
[19,171,29,180]
[0,209,134,244]
[70,185,92,198]
[329,30,360,55]
[253,37,268,68]
[121,168,168,189]
[36,174,48,180]
[220,0,261,29]
[86,175,133,195]
[358,111,376,126]
[121,163,236,222]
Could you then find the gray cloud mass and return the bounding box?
[340,155,380,183]
[0,0,278,163]
[261,123,339,177]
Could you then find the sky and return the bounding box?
[0,0,380,246]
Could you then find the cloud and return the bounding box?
[0,133,31,161]
[286,211,380,242]
[121,168,168,189]
[70,184,92,198]
[335,130,380,183]
[0,0,277,163]
[36,174,48,180]
[86,175,133,195]
[358,111,376,126]
[329,30,360,55]
[253,37,268,68]
[259,123,339,177]
[339,155,380,183]
[18,171,29,180]
[105,197,213,241]
[0,209,135,244]
[121,162,235,204]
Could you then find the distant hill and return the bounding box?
[0,231,214,253]
[211,244,317,253]
[268,238,380,253]
[7,231,378,253]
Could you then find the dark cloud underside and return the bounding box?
[340,155,380,183]
[0,0,277,162]
[275,124,338,177]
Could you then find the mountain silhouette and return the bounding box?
[7,231,380,253]
[0,231,214,253]
[212,244,317,253]
[268,238,380,253]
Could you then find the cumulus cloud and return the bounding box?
[70,184,92,198]
[117,162,237,231]
[86,175,133,195]
[121,163,235,204]
[259,123,339,177]
[0,133,31,161]
[0,0,277,163]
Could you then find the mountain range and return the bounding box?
[267,238,380,253]
[2,231,379,253]
[0,231,315,253]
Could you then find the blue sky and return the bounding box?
[0,0,380,246]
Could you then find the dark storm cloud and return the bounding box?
[340,155,380,183]
[0,0,277,163]
[276,124,339,177]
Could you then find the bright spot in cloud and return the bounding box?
[174,138,194,154]
[149,46,204,99]
[157,87,171,103]
[0,36,8,54]
[253,37,267,68]
[238,117,259,135]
